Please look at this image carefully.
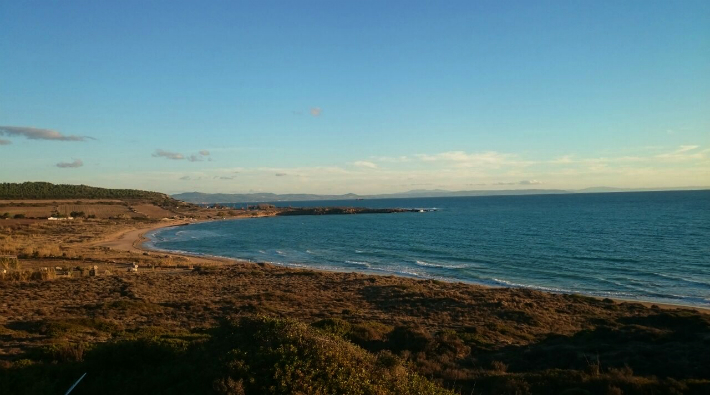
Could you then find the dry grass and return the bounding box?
[0,199,122,204]
[0,203,139,219]
[1,263,708,394]
[131,204,176,218]
[0,206,54,218]
[56,204,135,218]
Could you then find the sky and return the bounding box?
[1,0,708,194]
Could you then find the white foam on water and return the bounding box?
[414,260,467,269]
[345,260,371,268]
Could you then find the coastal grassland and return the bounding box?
[1,201,162,220]
[1,210,709,394]
[1,261,709,394]
[0,219,136,257]
[0,316,453,395]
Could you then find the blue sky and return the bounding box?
[1,0,708,194]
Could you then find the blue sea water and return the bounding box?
[147,191,710,307]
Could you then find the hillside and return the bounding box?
[0,182,171,202]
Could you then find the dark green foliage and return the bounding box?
[311,317,352,337]
[0,317,453,395]
[388,326,435,353]
[0,182,169,201]
[38,318,122,338]
[216,317,453,395]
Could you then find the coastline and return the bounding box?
[90,218,244,266]
[110,218,710,313]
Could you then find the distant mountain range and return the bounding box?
[171,186,708,204]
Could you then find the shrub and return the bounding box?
[388,325,434,353]
[312,317,351,338]
[0,317,454,395]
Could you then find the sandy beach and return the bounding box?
[95,217,709,313]
[87,219,242,266]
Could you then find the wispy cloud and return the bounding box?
[275,173,288,177]
[414,151,530,168]
[187,150,213,162]
[352,161,378,169]
[491,180,542,186]
[152,149,184,160]
[154,149,212,162]
[656,145,705,161]
[0,139,11,145]
[56,159,83,168]
[0,126,92,141]
[371,155,410,163]
[550,146,708,166]
[310,107,322,117]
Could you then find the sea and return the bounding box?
[146,190,710,307]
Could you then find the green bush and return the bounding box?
[0,317,453,395]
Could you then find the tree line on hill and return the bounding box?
[0,182,169,201]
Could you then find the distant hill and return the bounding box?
[172,189,570,204]
[576,186,709,193]
[172,192,363,204]
[0,182,172,201]
[172,186,710,204]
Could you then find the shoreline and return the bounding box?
[109,218,710,313]
[90,218,245,266]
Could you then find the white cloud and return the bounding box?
[371,155,411,163]
[82,144,710,195]
[414,151,529,168]
[656,145,702,160]
[550,155,574,164]
[352,161,378,169]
